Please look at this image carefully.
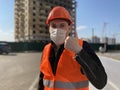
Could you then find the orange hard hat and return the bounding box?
[46,6,72,26]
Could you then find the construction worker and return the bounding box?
[38,6,107,90]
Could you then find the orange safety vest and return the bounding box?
[40,39,89,90]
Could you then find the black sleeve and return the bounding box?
[38,72,44,90]
[75,41,107,89]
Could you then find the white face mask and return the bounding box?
[49,28,67,46]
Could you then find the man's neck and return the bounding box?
[51,41,64,52]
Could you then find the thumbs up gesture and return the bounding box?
[64,36,82,53]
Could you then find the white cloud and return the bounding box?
[77,25,88,31]
[0,29,14,42]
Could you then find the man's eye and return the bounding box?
[52,24,56,28]
[60,24,65,28]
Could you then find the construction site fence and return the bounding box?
[8,42,120,52]
[90,43,120,52]
[8,41,48,52]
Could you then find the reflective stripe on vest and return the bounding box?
[43,79,89,89]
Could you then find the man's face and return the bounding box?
[49,19,71,37]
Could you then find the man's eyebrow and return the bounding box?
[51,23,56,25]
[60,22,66,24]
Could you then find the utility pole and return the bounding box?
[102,22,107,43]
[102,22,108,52]
[92,28,94,43]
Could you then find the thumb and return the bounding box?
[74,29,78,39]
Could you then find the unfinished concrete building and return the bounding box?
[14,0,76,42]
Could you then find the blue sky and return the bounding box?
[0,0,120,43]
[0,0,14,41]
[76,0,120,43]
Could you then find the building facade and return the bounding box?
[14,0,76,42]
[101,37,116,45]
[91,36,100,43]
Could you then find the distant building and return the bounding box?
[108,38,116,45]
[101,37,116,45]
[14,0,76,42]
[101,37,108,44]
[91,36,100,43]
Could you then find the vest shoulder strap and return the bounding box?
[78,39,83,47]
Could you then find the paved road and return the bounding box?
[90,56,120,90]
[0,53,41,90]
[0,52,120,90]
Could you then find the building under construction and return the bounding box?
[14,0,76,42]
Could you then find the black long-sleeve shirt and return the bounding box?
[38,41,107,90]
